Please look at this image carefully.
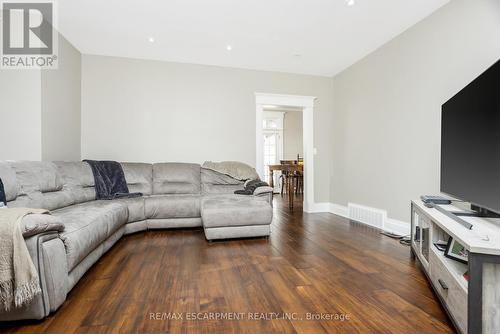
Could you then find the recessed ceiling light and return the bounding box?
[226,45,232,51]
[148,37,155,43]
[346,0,355,6]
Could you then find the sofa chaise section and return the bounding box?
[201,195,273,241]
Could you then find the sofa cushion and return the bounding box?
[145,194,200,219]
[54,161,95,188]
[6,162,76,211]
[114,197,146,223]
[201,195,272,228]
[121,163,153,195]
[53,201,128,271]
[153,163,201,195]
[54,161,96,204]
[10,161,63,194]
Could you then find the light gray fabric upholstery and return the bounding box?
[204,225,270,241]
[201,183,245,195]
[6,161,76,211]
[10,161,63,194]
[54,161,95,188]
[7,190,75,211]
[54,161,96,204]
[42,237,68,312]
[201,168,243,185]
[53,201,128,271]
[253,186,274,196]
[201,161,260,181]
[22,214,65,238]
[67,227,124,291]
[124,220,148,234]
[145,194,200,219]
[201,195,273,228]
[115,197,145,223]
[153,163,201,194]
[122,163,153,195]
[200,168,244,194]
[0,162,19,201]
[147,217,202,229]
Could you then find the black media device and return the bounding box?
[441,59,500,218]
[420,195,451,205]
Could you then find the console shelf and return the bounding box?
[411,200,500,334]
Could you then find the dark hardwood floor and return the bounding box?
[1,196,455,334]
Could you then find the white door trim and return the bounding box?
[255,93,316,212]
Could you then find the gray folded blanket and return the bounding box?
[84,160,142,200]
[234,180,269,195]
[202,161,260,181]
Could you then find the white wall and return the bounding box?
[41,34,82,161]
[81,55,334,202]
[0,70,42,160]
[283,111,303,160]
[331,0,500,221]
[0,32,81,162]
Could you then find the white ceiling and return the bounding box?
[58,0,449,77]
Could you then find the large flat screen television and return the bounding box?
[441,59,500,215]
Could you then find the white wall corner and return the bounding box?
[329,203,349,218]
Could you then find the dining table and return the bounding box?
[268,164,304,210]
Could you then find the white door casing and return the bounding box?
[255,93,316,212]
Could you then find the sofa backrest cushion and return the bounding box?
[54,161,96,204]
[153,163,201,195]
[13,161,63,194]
[121,163,153,195]
[0,162,19,202]
[7,161,75,211]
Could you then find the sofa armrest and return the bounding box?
[253,186,273,196]
[22,214,65,238]
[0,231,65,321]
[253,186,274,206]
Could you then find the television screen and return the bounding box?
[441,59,500,213]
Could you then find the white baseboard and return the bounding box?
[304,202,330,213]
[329,203,348,218]
[308,202,410,237]
[384,218,411,236]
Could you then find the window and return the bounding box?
[262,111,284,189]
[263,132,279,182]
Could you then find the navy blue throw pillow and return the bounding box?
[0,178,6,205]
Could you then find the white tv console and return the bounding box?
[411,200,500,334]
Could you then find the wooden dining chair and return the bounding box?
[278,161,291,197]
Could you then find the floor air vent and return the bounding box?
[347,203,387,229]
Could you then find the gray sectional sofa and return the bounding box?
[0,161,273,321]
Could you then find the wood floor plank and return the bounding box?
[0,197,455,334]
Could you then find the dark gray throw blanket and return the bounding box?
[234,180,269,195]
[0,178,6,205]
[83,160,142,200]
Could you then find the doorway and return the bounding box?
[262,108,303,195]
[255,93,316,212]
